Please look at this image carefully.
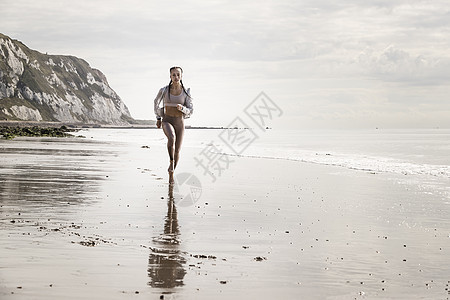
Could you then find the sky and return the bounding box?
[1,0,450,129]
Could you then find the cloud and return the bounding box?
[355,45,450,85]
[1,0,450,128]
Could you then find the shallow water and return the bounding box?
[188,128,450,204]
[1,129,449,299]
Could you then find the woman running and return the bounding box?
[154,66,194,183]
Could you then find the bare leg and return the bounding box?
[173,118,185,170]
[162,121,175,177]
[162,117,184,184]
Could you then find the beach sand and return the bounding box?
[0,130,449,299]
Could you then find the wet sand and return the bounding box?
[0,130,449,299]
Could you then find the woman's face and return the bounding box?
[170,68,182,83]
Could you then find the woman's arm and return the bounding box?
[178,88,193,118]
[154,87,166,120]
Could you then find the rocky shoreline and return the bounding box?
[0,120,246,139]
[0,125,77,139]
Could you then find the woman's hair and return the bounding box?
[167,66,190,101]
[170,66,183,73]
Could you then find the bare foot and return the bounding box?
[168,160,174,173]
[169,171,174,184]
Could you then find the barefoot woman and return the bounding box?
[154,66,193,183]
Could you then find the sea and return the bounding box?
[251,129,450,199]
[188,128,450,202]
[78,127,450,204]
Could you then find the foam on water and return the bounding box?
[190,128,450,200]
[235,146,450,179]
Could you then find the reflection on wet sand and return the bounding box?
[0,140,112,210]
[148,184,186,289]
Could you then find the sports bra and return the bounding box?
[164,90,187,107]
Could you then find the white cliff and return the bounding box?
[0,33,133,125]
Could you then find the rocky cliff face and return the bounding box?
[0,33,133,125]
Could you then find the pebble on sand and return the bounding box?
[254,256,267,261]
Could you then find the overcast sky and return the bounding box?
[2,0,450,129]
